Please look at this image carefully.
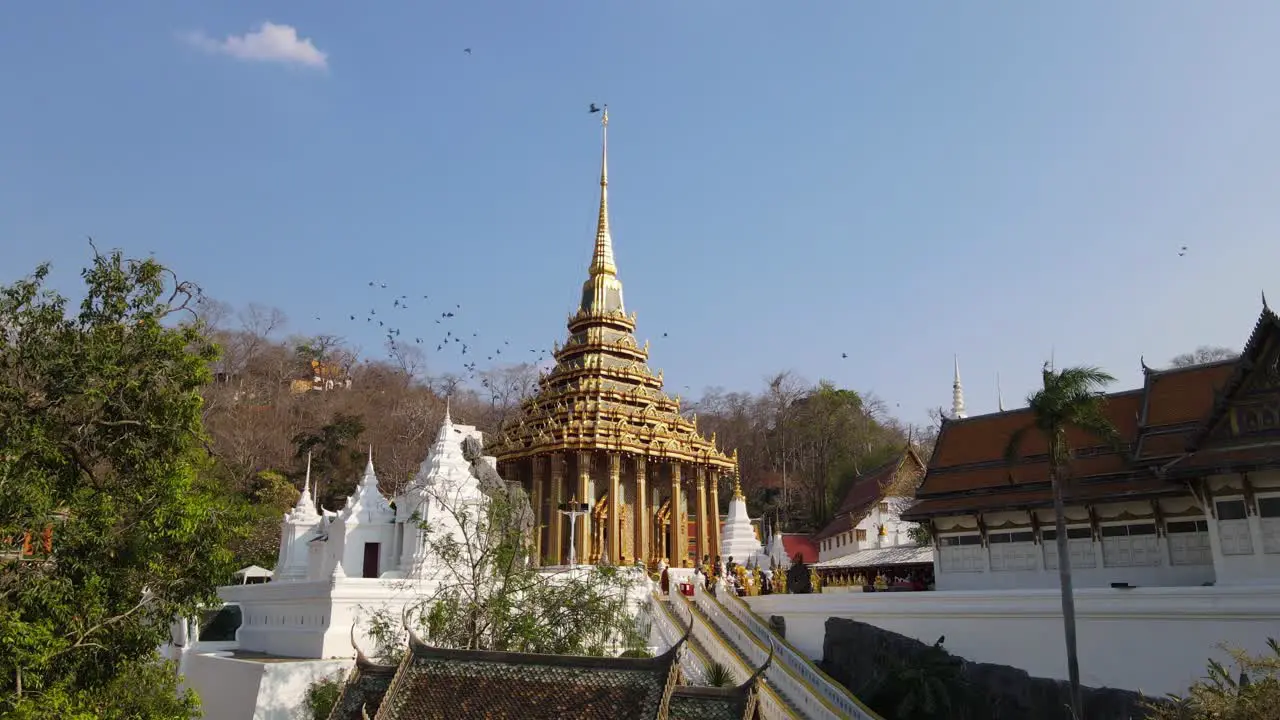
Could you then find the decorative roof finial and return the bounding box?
[996,372,1005,413]
[951,355,967,419]
[1264,290,1271,313]
[444,396,452,425]
[589,104,616,278]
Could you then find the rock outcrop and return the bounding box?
[821,617,1156,719]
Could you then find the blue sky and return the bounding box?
[3,3,1280,426]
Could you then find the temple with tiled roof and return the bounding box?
[486,108,735,569]
[903,301,1280,590]
[814,444,927,562]
[813,446,934,585]
[327,617,769,720]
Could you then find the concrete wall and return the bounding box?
[745,584,1280,696]
[181,651,350,720]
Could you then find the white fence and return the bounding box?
[746,585,1280,696]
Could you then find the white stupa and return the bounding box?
[719,473,764,566]
[765,527,791,570]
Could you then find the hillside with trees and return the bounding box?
[194,298,931,560]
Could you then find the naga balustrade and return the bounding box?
[646,592,707,684]
[693,586,882,720]
[670,593,798,720]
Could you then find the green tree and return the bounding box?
[1143,638,1280,719]
[301,669,346,720]
[1005,365,1121,719]
[231,470,301,568]
[0,249,239,717]
[1169,345,1237,368]
[292,413,366,509]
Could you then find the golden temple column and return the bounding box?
[669,463,684,567]
[696,461,706,563]
[550,453,565,565]
[608,454,621,565]
[709,470,722,561]
[577,451,593,564]
[531,457,545,567]
[635,456,648,566]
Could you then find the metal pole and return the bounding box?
[567,510,578,567]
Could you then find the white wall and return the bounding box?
[746,585,1280,696]
[181,652,350,720]
[221,577,436,658]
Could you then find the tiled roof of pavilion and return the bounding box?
[371,621,691,720]
[486,110,733,469]
[327,652,396,720]
[903,302,1280,521]
[667,651,769,720]
[668,687,756,720]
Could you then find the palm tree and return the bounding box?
[1005,364,1121,718]
[704,661,737,688]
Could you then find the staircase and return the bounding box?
[647,585,881,720]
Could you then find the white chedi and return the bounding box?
[719,475,766,567]
[272,453,321,582]
[389,403,490,578]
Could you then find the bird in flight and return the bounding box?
[464,48,472,55]
[1178,245,1188,257]
[841,353,848,359]
[589,103,602,114]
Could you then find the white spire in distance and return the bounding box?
[952,355,967,419]
[997,372,1006,412]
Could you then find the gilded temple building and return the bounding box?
[486,110,736,569]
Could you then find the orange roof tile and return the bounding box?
[930,391,1142,473]
[904,477,1182,520]
[1135,430,1194,460]
[1141,362,1234,427]
[1184,444,1280,469]
[913,322,1270,519]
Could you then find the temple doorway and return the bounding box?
[362,542,381,578]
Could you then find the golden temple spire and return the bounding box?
[578,105,626,316]
[589,106,616,278]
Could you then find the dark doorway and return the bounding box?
[362,542,381,578]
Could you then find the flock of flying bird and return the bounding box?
[316,47,1199,395]
[295,76,687,389]
[334,280,550,382]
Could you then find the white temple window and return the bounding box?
[987,531,1037,572]
[939,534,984,572]
[1216,499,1254,555]
[1100,523,1161,567]
[1259,496,1280,554]
[1166,520,1212,565]
[1042,527,1097,569]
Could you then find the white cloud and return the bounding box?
[182,22,328,70]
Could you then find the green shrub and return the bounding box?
[302,670,346,720]
[1143,638,1280,720]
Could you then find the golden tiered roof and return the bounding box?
[489,109,734,469]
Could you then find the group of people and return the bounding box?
[818,568,932,591]
[657,554,785,597]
